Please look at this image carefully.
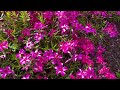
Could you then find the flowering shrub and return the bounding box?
[0,11,120,79]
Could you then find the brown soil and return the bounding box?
[104,22,120,73]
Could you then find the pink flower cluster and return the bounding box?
[0,41,8,52]
[0,11,119,79]
[0,66,14,79]
[103,22,119,38]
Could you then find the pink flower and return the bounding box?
[0,41,8,51]
[116,11,120,16]
[0,54,6,58]
[29,11,39,26]
[43,11,53,24]
[104,73,116,79]
[82,55,94,66]
[4,29,13,37]
[16,49,25,59]
[21,28,31,37]
[84,67,97,79]
[71,21,84,31]
[21,64,30,71]
[76,67,97,79]
[79,38,95,55]
[21,74,31,79]
[59,41,75,53]
[44,77,48,79]
[34,32,44,43]
[69,74,75,79]
[51,52,62,65]
[71,54,80,62]
[33,62,43,73]
[37,76,43,79]
[48,29,57,37]
[18,36,24,42]
[98,66,110,75]
[55,11,66,19]
[55,64,68,76]
[18,49,25,55]
[43,49,54,61]
[2,41,8,49]
[20,54,31,65]
[24,40,34,50]
[30,49,42,59]
[76,69,85,79]
[0,66,14,79]
[60,24,70,34]
[78,54,83,60]
[103,22,118,38]
[97,45,105,55]
[96,55,106,65]
[34,22,45,30]
[84,24,96,35]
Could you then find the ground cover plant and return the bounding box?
[0,11,120,79]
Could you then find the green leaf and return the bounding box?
[19,11,30,22]
[116,72,120,78]
[9,42,18,52]
[65,76,70,79]
[11,54,17,60]
[6,11,11,18]
[38,15,45,24]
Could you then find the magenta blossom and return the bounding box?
[116,11,120,16]
[33,62,43,73]
[97,45,105,55]
[60,24,70,34]
[71,54,80,62]
[104,72,116,79]
[29,11,40,26]
[103,22,118,38]
[18,36,24,42]
[0,41,8,51]
[44,76,48,79]
[48,29,57,37]
[24,40,34,50]
[55,11,67,19]
[16,49,25,59]
[21,64,30,71]
[59,41,75,53]
[21,28,31,37]
[34,32,44,43]
[0,66,14,79]
[84,24,96,35]
[43,11,53,24]
[71,21,84,31]
[34,21,45,30]
[78,38,95,55]
[76,67,97,79]
[21,74,31,79]
[0,54,6,58]
[98,66,110,75]
[82,55,94,66]
[55,64,68,76]
[20,54,31,65]
[3,29,13,37]
[96,55,106,65]
[43,49,54,61]
[69,74,75,79]
[30,49,42,59]
[76,69,85,79]
[84,67,97,79]
[51,52,62,65]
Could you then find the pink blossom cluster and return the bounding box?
[0,41,8,52]
[0,11,119,79]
